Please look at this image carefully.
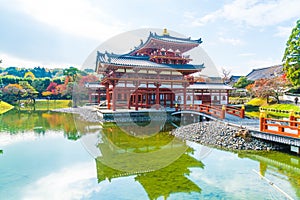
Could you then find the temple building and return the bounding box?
[95,29,233,111]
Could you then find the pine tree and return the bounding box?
[283,20,300,86]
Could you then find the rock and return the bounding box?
[170,120,278,151]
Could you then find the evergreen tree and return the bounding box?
[283,20,300,86]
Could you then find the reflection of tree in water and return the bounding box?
[135,152,203,200]
[0,110,88,140]
[96,151,203,200]
[95,122,204,199]
[239,151,300,199]
[101,122,175,152]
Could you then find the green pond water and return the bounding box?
[0,110,300,200]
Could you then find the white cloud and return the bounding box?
[187,0,300,27]
[22,162,101,200]
[239,53,255,57]
[7,0,129,41]
[0,53,80,68]
[274,26,293,37]
[219,36,244,46]
[247,57,282,68]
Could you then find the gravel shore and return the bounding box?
[52,106,101,123]
[171,121,283,151]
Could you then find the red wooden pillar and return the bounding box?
[170,93,173,108]
[106,85,111,110]
[240,105,245,118]
[155,82,160,110]
[112,86,116,111]
[164,93,166,107]
[127,91,131,109]
[289,110,295,126]
[135,92,138,111]
[183,83,187,110]
[221,105,226,119]
[259,111,266,131]
[145,93,149,108]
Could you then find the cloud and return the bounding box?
[247,57,282,68]
[0,53,80,68]
[7,0,129,41]
[274,26,293,37]
[22,162,101,200]
[238,53,255,57]
[219,37,244,46]
[187,0,300,27]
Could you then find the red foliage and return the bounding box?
[46,82,58,94]
[78,75,99,86]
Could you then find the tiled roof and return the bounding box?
[246,65,283,81]
[151,32,202,44]
[128,31,202,55]
[97,51,204,70]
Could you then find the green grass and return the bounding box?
[246,98,268,106]
[19,100,72,111]
[244,98,300,118]
[260,103,300,118]
[0,101,14,114]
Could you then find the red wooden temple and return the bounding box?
[93,29,233,111]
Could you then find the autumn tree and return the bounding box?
[246,76,289,103]
[282,20,300,86]
[2,84,26,103]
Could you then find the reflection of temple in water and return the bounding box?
[239,152,300,199]
[95,122,204,199]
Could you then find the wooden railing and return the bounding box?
[225,105,245,118]
[260,111,300,138]
[178,104,245,120]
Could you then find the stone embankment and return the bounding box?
[53,106,100,123]
[171,121,283,151]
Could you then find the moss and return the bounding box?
[0,101,14,114]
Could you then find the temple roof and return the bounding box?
[246,64,283,81]
[129,31,202,55]
[97,51,204,71]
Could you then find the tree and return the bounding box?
[2,84,26,103]
[221,68,231,83]
[233,76,253,88]
[19,81,38,104]
[24,71,36,79]
[282,20,300,86]
[63,67,79,82]
[246,76,289,103]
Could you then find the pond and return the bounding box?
[0,110,300,200]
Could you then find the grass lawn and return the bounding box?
[0,101,14,114]
[245,98,300,118]
[19,99,72,111]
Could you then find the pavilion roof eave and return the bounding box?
[128,32,202,55]
[98,61,204,72]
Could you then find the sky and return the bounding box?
[0,0,299,76]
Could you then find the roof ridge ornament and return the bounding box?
[162,28,169,36]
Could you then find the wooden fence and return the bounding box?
[259,111,300,138]
[183,104,245,120]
